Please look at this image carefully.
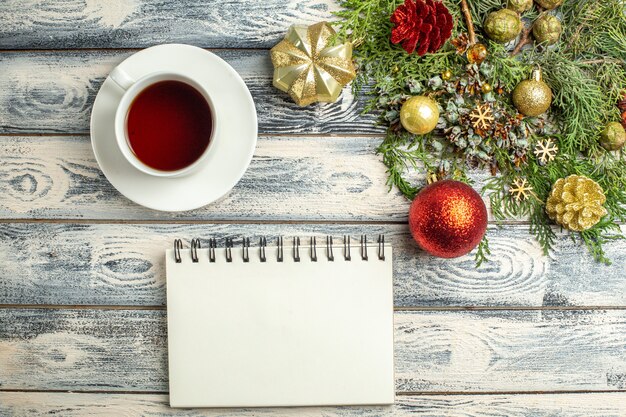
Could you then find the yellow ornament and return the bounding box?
[441,69,453,81]
[600,122,626,151]
[481,82,493,94]
[512,68,552,117]
[400,96,440,135]
[546,175,607,232]
[535,0,563,10]
[467,43,488,65]
[270,22,356,106]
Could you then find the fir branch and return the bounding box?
[580,218,624,265]
[533,51,618,153]
[474,236,491,267]
[335,0,626,264]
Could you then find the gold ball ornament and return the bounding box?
[534,0,563,10]
[484,8,522,43]
[441,69,453,81]
[467,43,488,64]
[600,122,626,151]
[400,96,440,135]
[532,14,562,45]
[546,175,607,232]
[507,0,533,13]
[512,68,552,116]
[481,83,493,94]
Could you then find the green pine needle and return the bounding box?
[335,0,626,264]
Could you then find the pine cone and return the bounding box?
[390,0,453,56]
[546,175,607,232]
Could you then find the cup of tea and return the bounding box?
[110,67,217,177]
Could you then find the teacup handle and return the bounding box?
[109,66,135,91]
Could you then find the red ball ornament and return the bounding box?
[409,180,488,258]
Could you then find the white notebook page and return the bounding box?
[166,243,394,408]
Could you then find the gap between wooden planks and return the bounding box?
[0,304,625,311]
[0,388,624,395]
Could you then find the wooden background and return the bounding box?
[1,1,625,415]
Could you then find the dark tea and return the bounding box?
[126,80,213,172]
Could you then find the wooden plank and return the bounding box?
[0,223,625,308]
[2,392,626,416]
[0,0,339,50]
[1,309,625,392]
[0,50,379,135]
[0,135,410,220]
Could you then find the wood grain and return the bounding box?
[0,0,339,50]
[0,223,624,308]
[0,50,379,135]
[0,135,410,220]
[2,392,626,416]
[1,308,625,392]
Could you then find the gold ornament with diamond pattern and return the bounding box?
[546,175,607,232]
[270,22,356,106]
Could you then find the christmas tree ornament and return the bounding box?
[484,8,522,43]
[509,177,534,201]
[534,0,563,10]
[546,175,607,232]
[408,180,488,258]
[466,43,488,64]
[512,68,552,116]
[507,0,533,13]
[532,14,562,45]
[270,22,356,106]
[534,138,558,163]
[600,122,626,151]
[400,95,440,135]
[469,103,495,130]
[426,171,439,184]
[481,82,493,94]
[441,69,453,80]
[390,0,454,55]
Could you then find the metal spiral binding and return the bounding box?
[208,238,216,262]
[310,237,317,262]
[343,235,351,261]
[277,236,283,262]
[360,235,368,261]
[174,239,183,263]
[225,238,233,262]
[173,235,387,262]
[327,236,334,261]
[259,237,267,262]
[293,237,300,262]
[377,234,385,260]
[191,238,201,263]
[242,238,250,262]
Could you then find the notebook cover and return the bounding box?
[166,245,394,407]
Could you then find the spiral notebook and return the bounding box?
[165,235,394,408]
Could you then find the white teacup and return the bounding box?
[110,67,217,178]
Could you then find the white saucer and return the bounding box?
[90,44,257,212]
